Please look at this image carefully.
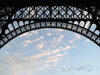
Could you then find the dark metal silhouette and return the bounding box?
[0,0,100,49]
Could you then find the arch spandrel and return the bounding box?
[0,5,100,49]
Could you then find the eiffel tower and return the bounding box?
[0,0,100,49]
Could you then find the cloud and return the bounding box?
[57,34,64,42]
[68,40,74,44]
[0,67,5,70]
[45,57,62,63]
[47,33,52,36]
[51,67,70,72]
[0,45,70,74]
[47,58,62,63]
[61,45,71,51]
[22,40,32,47]
[0,53,46,74]
[73,46,75,48]
[30,44,70,59]
[73,66,93,73]
[85,39,90,42]
[53,29,63,32]
[30,49,60,59]
[40,36,44,39]
[26,40,32,44]
[33,38,41,42]
[65,45,71,49]
[51,49,60,54]
[75,33,81,40]
[30,51,50,59]
[36,41,47,49]
[1,28,99,75]
[48,54,63,59]
[51,34,64,45]
[31,31,38,34]
[44,64,52,68]
[51,65,93,73]
[53,29,64,35]
[19,32,32,37]
[60,35,64,38]
[19,30,38,38]
[36,43,44,49]
[30,54,43,59]
[63,52,68,55]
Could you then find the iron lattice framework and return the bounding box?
[0,0,100,49]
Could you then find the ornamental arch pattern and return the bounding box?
[0,5,100,49]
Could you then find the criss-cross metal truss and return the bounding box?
[0,4,100,48]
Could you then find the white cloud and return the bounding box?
[62,45,71,51]
[48,54,63,59]
[22,40,32,47]
[45,57,62,63]
[30,51,51,59]
[44,64,52,68]
[58,35,64,42]
[52,49,60,54]
[30,49,60,59]
[53,29,63,32]
[47,33,52,36]
[0,53,46,74]
[33,38,41,42]
[53,29,64,35]
[59,34,64,39]
[63,52,68,55]
[2,28,98,75]
[31,31,38,34]
[75,33,81,40]
[19,32,32,37]
[36,42,46,49]
[26,40,32,44]
[65,45,71,49]
[0,67,5,70]
[30,44,70,59]
[40,36,44,39]
[68,40,74,44]
[73,46,75,48]
[85,39,90,42]
[31,54,43,58]
[50,34,65,46]
[36,44,44,49]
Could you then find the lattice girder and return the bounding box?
[0,5,100,49]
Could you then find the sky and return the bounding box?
[0,28,100,75]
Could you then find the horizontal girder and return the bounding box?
[0,0,100,7]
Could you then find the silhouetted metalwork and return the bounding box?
[0,0,100,48]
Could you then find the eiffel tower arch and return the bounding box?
[0,0,100,49]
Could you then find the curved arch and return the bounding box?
[0,21,100,49]
[1,6,100,48]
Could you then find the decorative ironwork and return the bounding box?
[0,5,100,48]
